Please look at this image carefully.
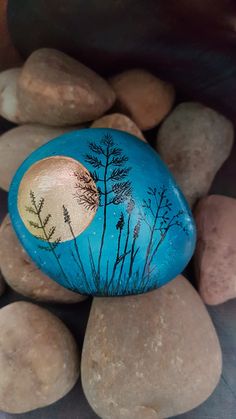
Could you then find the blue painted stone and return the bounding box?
[9,128,196,296]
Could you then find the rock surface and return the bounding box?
[0,124,77,191]
[0,272,5,296]
[110,69,175,130]
[18,48,116,126]
[91,113,146,141]
[0,215,86,303]
[82,275,222,419]
[0,68,26,123]
[0,301,79,413]
[157,102,234,207]
[195,195,236,305]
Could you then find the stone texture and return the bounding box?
[157,102,234,207]
[0,124,78,191]
[18,48,116,126]
[110,69,175,130]
[195,194,236,305]
[0,301,79,413]
[0,271,5,296]
[91,113,146,141]
[0,215,86,303]
[0,68,26,123]
[82,275,222,419]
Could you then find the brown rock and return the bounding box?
[195,195,236,305]
[0,1,22,71]
[91,113,146,141]
[0,124,78,191]
[0,68,26,123]
[0,215,86,303]
[0,301,79,413]
[157,102,234,207]
[18,48,116,126]
[82,275,222,419]
[110,69,175,130]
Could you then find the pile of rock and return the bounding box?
[0,47,234,417]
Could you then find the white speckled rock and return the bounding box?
[195,195,236,305]
[0,301,80,413]
[0,67,26,123]
[157,102,234,207]
[82,275,222,419]
[0,215,86,303]
[110,69,175,130]
[0,124,79,191]
[91,113,146,141]
[18,48,116,126]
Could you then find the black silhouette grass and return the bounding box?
[25,190,71,287]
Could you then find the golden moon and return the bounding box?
[17,156,99,243]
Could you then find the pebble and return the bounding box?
[157,102,234,207]
[0,215,86,303]
[18,48,116,126]
[91,113,146,141]
[82,275,222,419]
[0,68,26,123]
[110,69,175,130]
[0,124,78,191]
[195,195,236,305]
[0,301,80,413]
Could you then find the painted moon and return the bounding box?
[17,156,99,242]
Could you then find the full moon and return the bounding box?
[17,156,99,243]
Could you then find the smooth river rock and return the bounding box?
[157,102,234,207]
[0,124,77,191]
[110,69,175,130]
[18,48,116,126]
[82,275,222,419]
[91,113,146,141]
[195,195,236,305]
[0,215,86,303]
[0,67,26,123]
[0,301,80,413]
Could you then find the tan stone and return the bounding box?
[157,102,234,207]
[195,195,236,305]
[18,48,116,126]
[0,68,26,123]
[82,275,222,419]
[0,301,79,413]
[91,113,146,141]
[0,215,86,303]
[110,69,175,130]
[0,124,78,191]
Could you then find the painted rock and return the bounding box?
[9,129,196,296]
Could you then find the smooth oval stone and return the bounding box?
[9,128,196,296]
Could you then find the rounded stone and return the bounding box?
[0,215,86,303]
[157,102,234,207]
[91,113,146,141]
[195,194,236,305]
[0,124,78,191]
[18,48,116,126]
[9,128,196,297]
[81,275,222,419]
[0,68,27,123]
[0,301,80,413]
[110,69,175,130]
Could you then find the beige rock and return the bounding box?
[82,275,222,419]
[195,195,236,305]
[0,68,26,123]
[0,124,78,191]
[91,113,146,141]
[18,48,116,126]
[110,69,175,130]
[0,215,86,303]
[157,102,234,207]
[0,301,79,413]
